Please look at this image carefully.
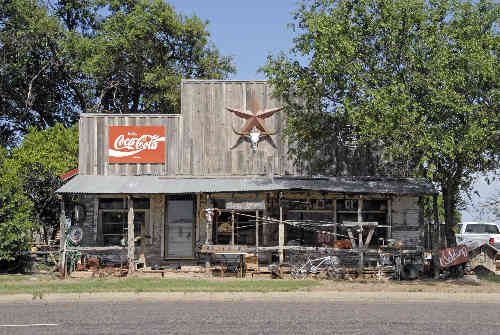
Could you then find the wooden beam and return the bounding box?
[364,228,375,248]
[387,198,392,239]
[231,210,235,246]
[347,229,356,249]
[358,198,363,223]
[333,199,337,243]
[59,195,66,278]
[256,209,259,272]
[279,203,284,264]
[358,198,365,275]
[127,197,135,275]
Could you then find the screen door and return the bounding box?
[166,200,194,258]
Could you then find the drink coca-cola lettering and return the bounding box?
[113,134,162,151]
[108,126,166,163]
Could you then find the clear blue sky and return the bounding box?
[168,1,498,221]
[167,1,297,80]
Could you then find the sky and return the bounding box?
[168,1,498,222]
[167,1,298,80]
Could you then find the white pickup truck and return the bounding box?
[456,222,500,250]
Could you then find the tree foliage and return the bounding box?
[0,147,32,262]
[263,0,499,246]
[0,0,235,147]
[0,124,78,259]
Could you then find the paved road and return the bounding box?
[1,293,500,335]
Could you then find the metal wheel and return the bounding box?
[291,264,308,280]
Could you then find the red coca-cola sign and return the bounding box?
[108,126,166,163]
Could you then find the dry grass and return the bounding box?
[0,276,318,296]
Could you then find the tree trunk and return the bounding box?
[441,182,458,248]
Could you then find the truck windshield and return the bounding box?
[465,224,499,234]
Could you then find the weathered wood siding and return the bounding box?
[391,196,423,248]
[79,114,181,176]
[79,80,299,177]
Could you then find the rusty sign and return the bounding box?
[108,126,166,163]
[440,245,469,268]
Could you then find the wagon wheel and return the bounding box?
[291,264,309,280]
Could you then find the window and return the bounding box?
[99,198,150,246]
[465,224,499,234]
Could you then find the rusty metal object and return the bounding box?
[226,99,283,150]
[439,245,469,268]
[87,257,100,270]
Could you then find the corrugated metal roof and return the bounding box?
[57,175,436,195]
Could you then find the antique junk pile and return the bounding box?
[57,80,441,280]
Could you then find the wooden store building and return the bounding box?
[57,80,436,274]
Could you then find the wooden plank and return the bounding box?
[92,116,98,175]
[279,204,284,264]
[78,119,86,174]
[387,198,392,239]
[81,117,91,175]
[365,228,375,247]
[127,197,135,274]
[181,82,192,174]
[59,197,66,277]
[96,117,104,175]
[103,116,109,176]
[94,197,101,244]
[192,83,203,175]
[108,116,118,176]
[256,209,259,272]
[127,116,138,176]
[333,199,337,242]
[347,229,356,248]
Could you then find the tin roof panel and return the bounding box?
[57,175,436,195]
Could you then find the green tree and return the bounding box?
[0,0,83,146]
[0,124,78,252]
[77,0,236,114]
[263,0,499,246]
[0,147,33,262]
[0,0,235,147]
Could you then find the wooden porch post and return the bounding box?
[255,210,259,272]
[358,199,364,275]
[387,198,392,239]
[231,210,235,246]
[58,194,66,277]
[332,199,337,243]
[127,196,135,275]
[279,193,284,264]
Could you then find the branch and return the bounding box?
[25,63,50,109]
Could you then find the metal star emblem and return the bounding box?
[226,100,283,135]
[226,99,283,150]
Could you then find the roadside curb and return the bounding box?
[2,291,500,303]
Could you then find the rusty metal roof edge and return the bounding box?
[57,175,436,195]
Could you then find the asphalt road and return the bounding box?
[1,293,500,335]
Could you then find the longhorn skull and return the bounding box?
[232,125,278,151]
[226,104,282,151]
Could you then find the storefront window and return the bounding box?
[99,198,149,246]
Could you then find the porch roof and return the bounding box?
[57,175,437,195]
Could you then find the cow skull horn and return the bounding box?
[232,123,250,136]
